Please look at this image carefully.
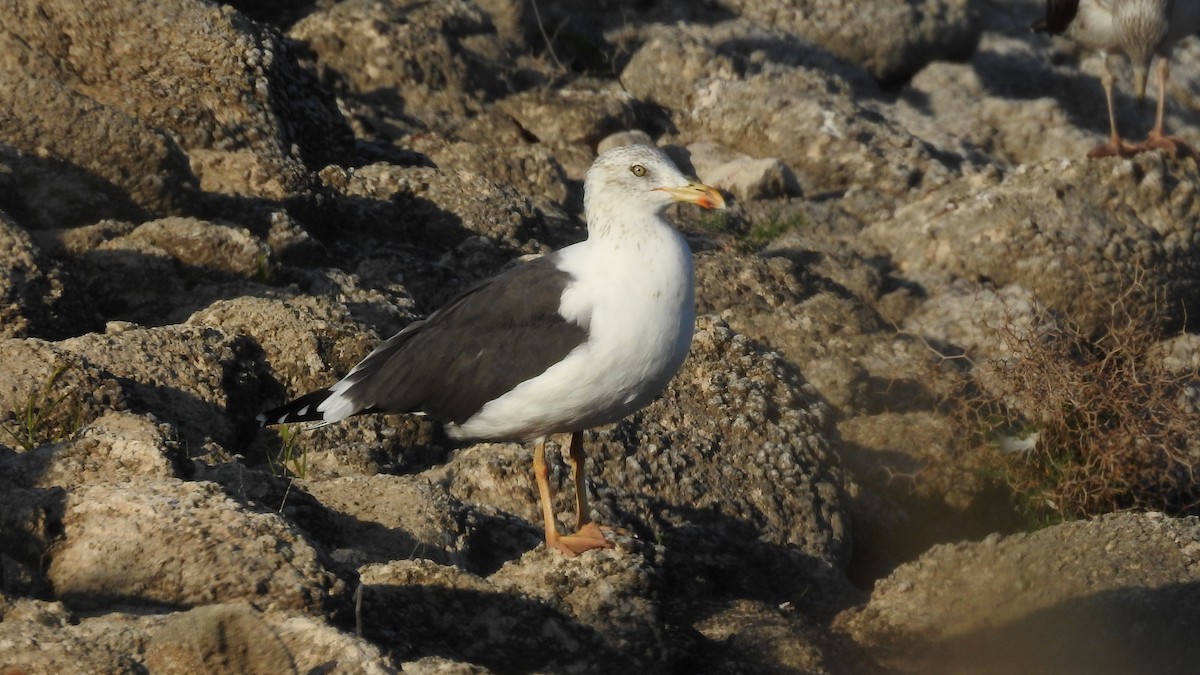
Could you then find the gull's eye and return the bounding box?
[630,164,647,177]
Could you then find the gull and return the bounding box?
[259,144,725,556]
[1034,0,1200,157]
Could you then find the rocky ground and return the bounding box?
[1,0,1199,673]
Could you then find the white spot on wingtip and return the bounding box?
[317,388,363,424]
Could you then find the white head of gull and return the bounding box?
[259,143,725,555]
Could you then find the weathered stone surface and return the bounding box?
[0,598,145,675]
[0,209,62,337]
[47,479,344,612]
[495,86,640,147]
[840,513,1200,674]
[0,599,394,675]
[622,24,965,201]
[121,218,271,278]
[56,325,267,450]
[0,71,196,224]
[715,0,978,83]
[0,411,186,489]
[1,0,1199,672]
[301,474,480,568]
[0,339,126,451]
[360,548,668,673]
[687,141,802,202]
[145,605,297,675]
[188,295,379,396]
[0,0,353,216]
[290,0,511,125]
[866,154,1200,333]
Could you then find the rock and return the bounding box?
[495,86,640,146]
[621,24,965,201]
[270,613,397,674]
[840,513,1200,674]
[0,209,63,338]
[1152,333,1200,373]
[12,0,349,163]
[47,479,345,612]
[0,339,126,452]
[0,598,144,675]
[360,549,667,672]
[1,411,187,489]
[715,0,978,83]
[691,598,870,674]
[299,474,479,569]
[188,296,379,396]
[686,141,801,201]
[290,0,512,125]
[39,217,278,330]
[866,154,1200,333]
[597,129,655,154]
[0,599,393,675]
[56,324,267,451]
[0,486,68,598]
[899,282,1052,363]
[693,251,927,416]
[0,0,353,215]
[895,32,1100,164]
[120,217,272,278]
[602,315,849,563]
[424,141,573,209]
[329,162,553,262]
[400,657,496,674]
[0,71,195,224]
[489,547,668,667]
[142,605,396,674]
[144,605,296,675]
[473,0,725,71]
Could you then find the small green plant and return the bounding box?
[743,212,803,249]
[267,423,309,479]
[1,363,83,451]
[252,252,274,284]
[694,208,805,252]
[693,209,730,235]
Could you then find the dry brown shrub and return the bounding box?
[946,286,1200,522]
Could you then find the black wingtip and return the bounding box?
[258,389,334,427]
[1033,0,1079,35]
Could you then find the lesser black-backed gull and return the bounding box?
[259,144,726,555]
[1034,0,1200,157]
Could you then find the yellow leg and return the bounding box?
[569,430,591,528]
[1141,57,1195,158]
[532,437,564,550]
[563,430,612,552]
[531,433,611,556]
[1088,54,1137,158]
[1153,56,1168,139]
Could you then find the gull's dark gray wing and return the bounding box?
[259,253,587,428]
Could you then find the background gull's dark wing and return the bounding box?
[1033,0,1081,34]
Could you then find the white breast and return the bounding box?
[1070,0,1121,51]
[450,225,695,442]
